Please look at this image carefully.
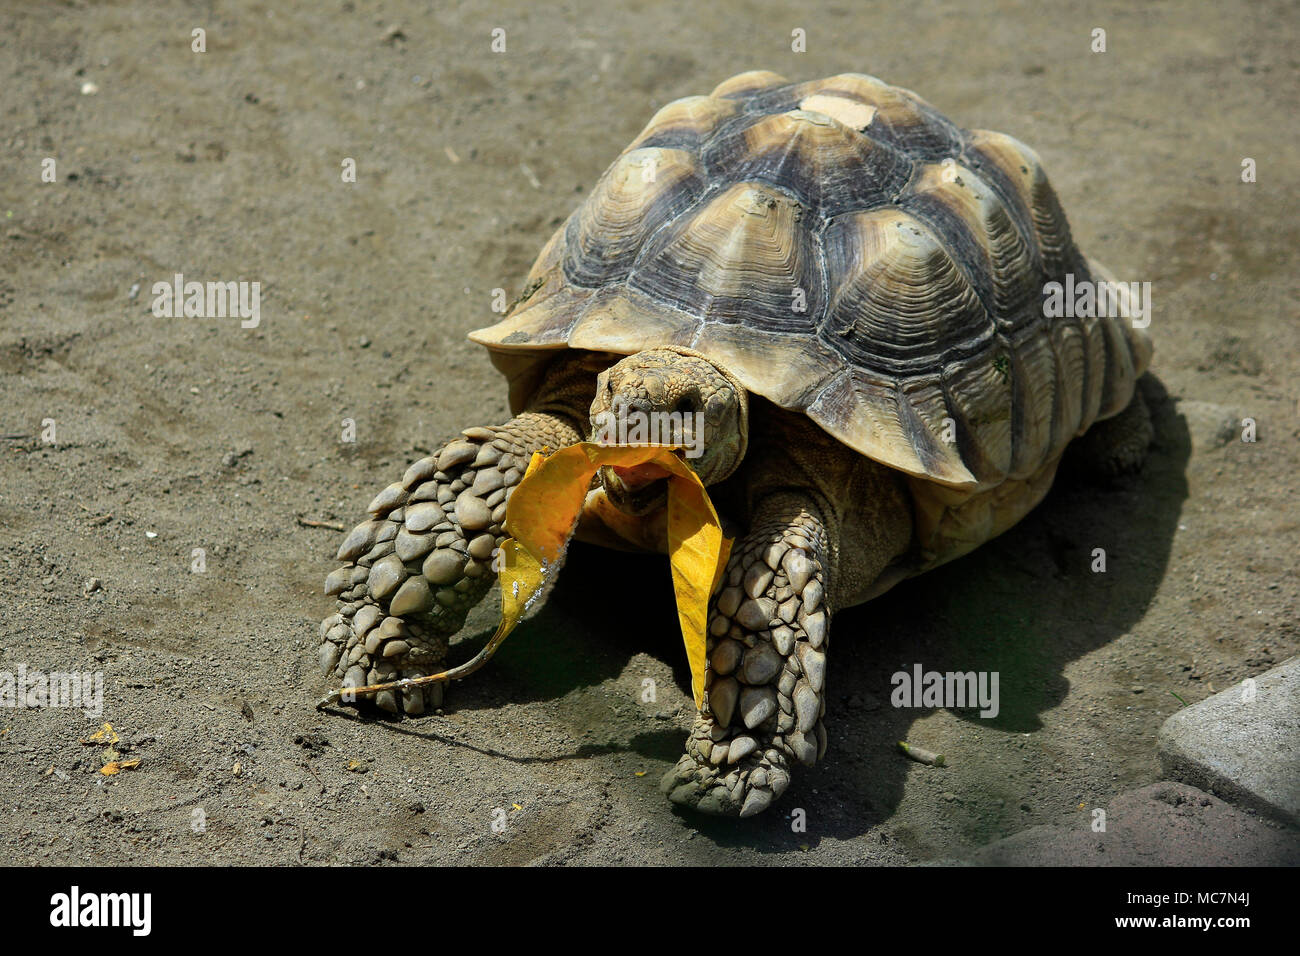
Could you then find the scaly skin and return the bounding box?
[317,353,600,713]
[318,347,1150,817]
[661,493,832,816]
[660,406,914,816]
[1068,386,1154,479]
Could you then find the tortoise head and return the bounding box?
[590,347,749,515]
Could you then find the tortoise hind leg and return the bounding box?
[1069,386,1154,480]
[318,356,595,714]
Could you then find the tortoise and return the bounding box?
[316,70,1153,817]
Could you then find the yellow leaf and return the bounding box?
[666,469,732,708]
[496,442,731,710]
[84,722,118,746]
[99,759,138,776]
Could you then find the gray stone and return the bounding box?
[1157,657,1300,825]
[763,541,789,570]
[787,731,817,766]
[802,579,823,613]
[1178,400,1246,453]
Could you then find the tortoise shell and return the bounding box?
[470,71,1152,491]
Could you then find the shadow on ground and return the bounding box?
[326,375,1190,851]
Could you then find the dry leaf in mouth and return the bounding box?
[496,442,731,709]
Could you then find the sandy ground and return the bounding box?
[0,0,1296,865]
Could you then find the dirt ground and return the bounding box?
[1,0,1296,865]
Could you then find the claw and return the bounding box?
[319,642,341,676]
[696,790,727,814]
[661,724,791,817]
[739,787,773,817]
[668,781,701,806]
[401,689,425,715]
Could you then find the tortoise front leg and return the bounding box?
[660,491,833,817]
[317,356,596,714]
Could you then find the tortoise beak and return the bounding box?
[600,463,670,516]
[609,460,672,491]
